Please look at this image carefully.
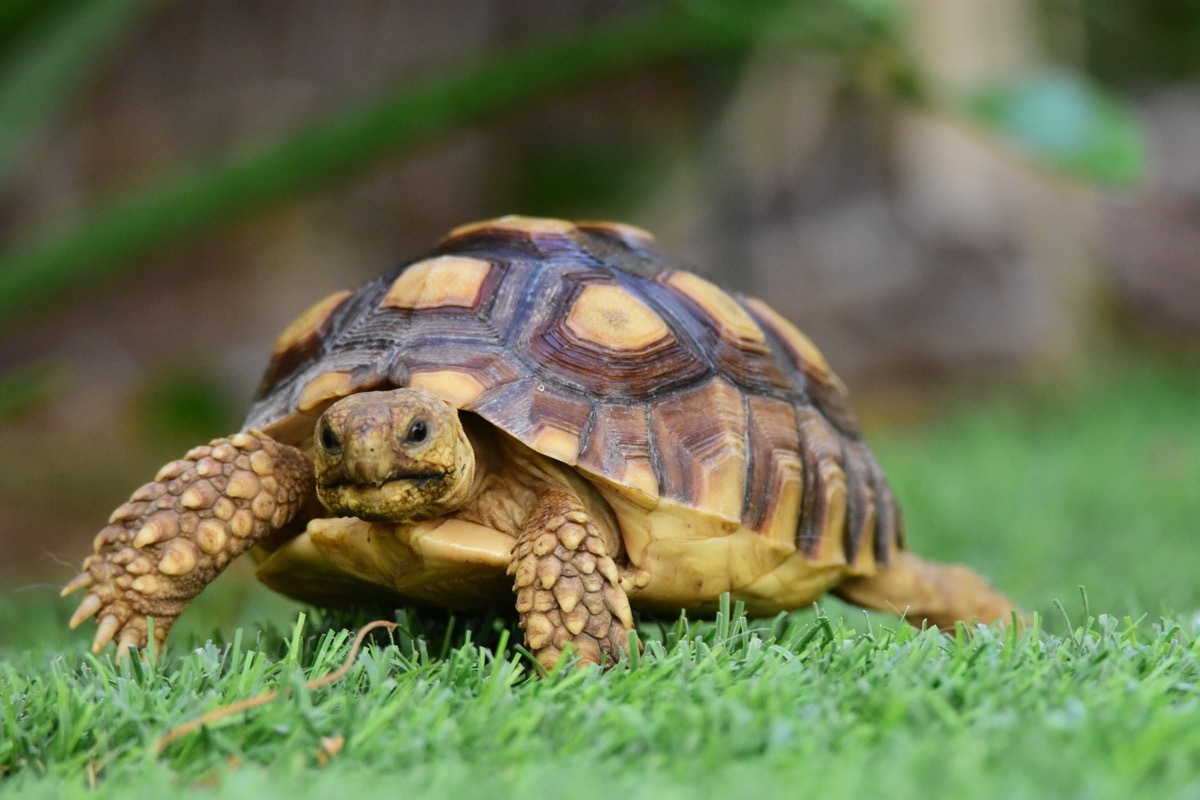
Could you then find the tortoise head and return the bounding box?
[313,388,476,523]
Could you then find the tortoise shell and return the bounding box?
[245,216,903,613]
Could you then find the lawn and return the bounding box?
[3,351,1200,799]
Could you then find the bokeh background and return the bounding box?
[1,0,1198,630]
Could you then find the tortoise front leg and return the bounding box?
[62,430,313,653]
[509,488,635,670]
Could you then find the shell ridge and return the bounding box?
[641,402,665,499]
[792,409,823,557]
[577,402,599,456]
[839,436,863,564]
[741,299,812,407]
[739,391,757,528]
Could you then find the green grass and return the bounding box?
[3,352,1200,798]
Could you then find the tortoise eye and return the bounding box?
[405,419,429,444]
[318,422,341,454]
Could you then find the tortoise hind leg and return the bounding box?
[833,550,1021,630]
[509,488,635,670]
[62,430,314,653]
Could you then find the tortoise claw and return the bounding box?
[61,572,93,597]
[117,629,143,656]
[69,593,102,629]
[92,614,122,653]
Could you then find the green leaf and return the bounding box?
[966,70,1145,186]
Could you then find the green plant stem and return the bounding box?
[0,0,165,192]
[0,1,828,329]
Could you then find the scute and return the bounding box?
[297,371,360,412]
[577,403,659,503]
[380,255,493,311]
[519,271,709,400]
[470,379,594,465]
[564,283,671,351]
[664,271,765,345]
[743,296,862,438]
[445,215,576,241]
[742,395,803,538]
[256,289,352,397]
[647,377,747,521]
[407,369,488,407]
[794,407,850,564]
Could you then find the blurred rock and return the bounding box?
[1106,89,1200,337]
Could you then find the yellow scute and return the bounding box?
[446,216,575,240]
[381,256,491,310]
[271,289,351,357]
[742,296,832,376]
[565,283,670,350]
[297,371,357,411]
[408,369,487,408]
[666,271,765,344]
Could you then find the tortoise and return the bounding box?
[64,215,1017,668]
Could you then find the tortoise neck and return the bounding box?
[456,413,620,543]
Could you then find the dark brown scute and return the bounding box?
[256,333,324,400]
[647,378,747,518]
[577,402,657,492]
[805,372,863,441]
[443,220,667,282]
[663,280,792,396]
[571,225,665,280]
[741,394,803,533]
[408,347,524,394]
[742,300,863,440]
[839,440,878,564]
[470,378,594,461]
[251,273,393,405]
[793,407,845,557]
[255,290,358,400]
[437,223,584,268]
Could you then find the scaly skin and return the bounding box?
[63,431,313,653]
[509,489,636,670]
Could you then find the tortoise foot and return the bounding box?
[510,491,636,670]
[63,431,312,654]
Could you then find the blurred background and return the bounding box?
[1,0,1198,633]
